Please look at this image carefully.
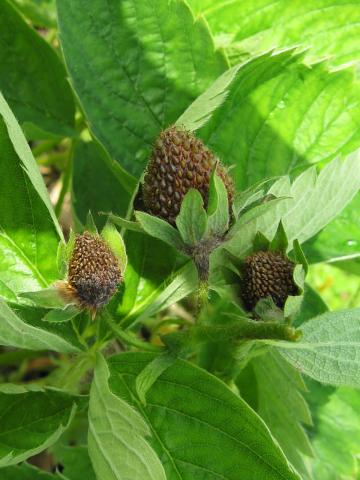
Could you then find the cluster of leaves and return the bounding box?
[0,0,359,479]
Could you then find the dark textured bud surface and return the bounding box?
[68,232,121,309]
[241,251,297,310]
[143,126,234,224]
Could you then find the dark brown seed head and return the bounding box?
[66,232,122,310]
[142,126,234,224]
[241,251,298,311]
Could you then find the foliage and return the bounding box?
[0,1,359,479]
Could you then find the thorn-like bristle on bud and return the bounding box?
[142,126,234,224]
[58,232,122,315]
[241,251,298,311]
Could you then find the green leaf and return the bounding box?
[43,304,80,323]
[277,309,360,387]
[19,287,67,309]
[0,386,77,467]
[72,140,136,230]
[135,211,184,250]
[198,50,360,190]
[237,350,313,478]
[0,0,75,137]
[101,222,128,273]
[269,153,360,247]
[307,386,360,479]
[176,63,240,131]
[0,298,81,353]
[52,444,96,480]
[57,0,227,176]
[302,191,360,264]
[176,189,208,245]
[105,214,144,234]
[1,463,62,479]
[108,352,301,479]
[206,170,229,236]
[189,0,360,67]
[0,92,62,303]
[88,353,166,480]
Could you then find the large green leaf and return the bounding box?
[198,50,360,190]
[188,0,360,67]
[303,192,360,264]
[268,153,360,247]
[57,0,227,176]
[276,309,360,387]
[108,352,301,480]
[0,299,82,353]
[224,153,360,259]
[0,0,75,137]
[0,385,77,467]
[307,386,360,479]
[0,93,61,303]
[237,350,313,478]
[88,353,166,480]
[72,140,136,229]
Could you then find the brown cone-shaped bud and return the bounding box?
[142,126,234,224]
[241,251,298,311]
[58,232,122,314]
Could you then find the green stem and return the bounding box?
[102,309,164,352]
[193,318,301,343]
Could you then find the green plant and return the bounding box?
[0,0,359,479]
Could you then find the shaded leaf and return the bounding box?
[0,386,77,467]
[57,0,227,175]
[0,0,75,136]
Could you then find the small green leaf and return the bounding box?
[108,352,301,479]
[88,353,166,480]
[0,298,81,353]
[19,287,67,309]
[277,309,360,387]
[269,221,288,252]
[206,170,229,236]
[101,222,128,273]
[42,304,79,323]
[0,0,75,137]
[85,211,98,234]
[136,352,177,405]
[105,213,144,234]
[176,63,240,131]
[135,211,184,250]
[176,189,208,245]
[0,386,77,467]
